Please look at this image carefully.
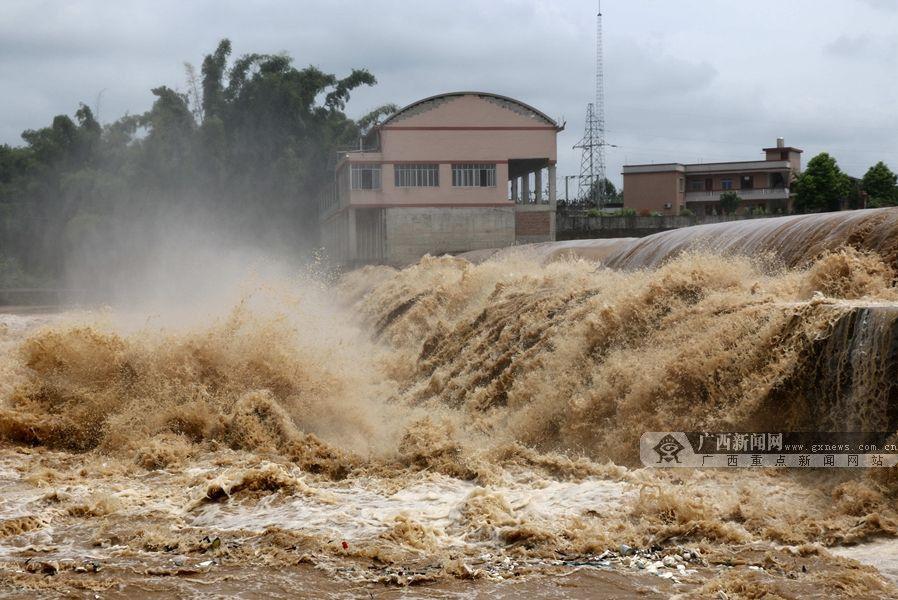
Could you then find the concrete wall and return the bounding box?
[764,148,802,173]
[321,210,351,264]
[557,212,788,240]
[355,208,385,262]
[384,206,515,265]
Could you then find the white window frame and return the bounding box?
[394,163,439,187]
[351,164,381,190]
[451,163,496,187]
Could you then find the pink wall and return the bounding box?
[380,129,555,162]
[623,171,684,215]
[349,162,511,206]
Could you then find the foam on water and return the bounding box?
[189,471,631,548]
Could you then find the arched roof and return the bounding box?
[380,91,560,128]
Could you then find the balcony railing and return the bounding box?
[685,187,790,202]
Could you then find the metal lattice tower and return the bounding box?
[574,0,607,207]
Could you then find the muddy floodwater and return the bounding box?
[3,209,898,598]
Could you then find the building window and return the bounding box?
[741,175,753,189]
[721,179,733,190]
[688,179,703,192]
[394,163,439,187]
[351,164,381,190]
[452,163,496,187]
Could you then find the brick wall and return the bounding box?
[515,211,550,236]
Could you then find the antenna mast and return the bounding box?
[574,0,608,208]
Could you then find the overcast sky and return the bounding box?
[2,0,896,190]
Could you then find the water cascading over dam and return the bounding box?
[452,209,898,439]
[602,209,898,435]
[2,208,898,595]
[603,207,898,271]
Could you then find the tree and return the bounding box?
[719,191,741,215]
[357,103,400,135]
[0,38,382,288]
[862,161,898,207]
[793,152,850,213]
[845,177,866,211]
[583,177,617,206]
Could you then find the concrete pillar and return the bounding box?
[521,174,530,205]
[535,169,543,203]
[548,165,557,207]
[511,177,519,203]
[347,208,357,263]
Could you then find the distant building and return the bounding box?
[319,92,562,266]
[622,138,802,216]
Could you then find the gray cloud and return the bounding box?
[858,0,897,11]
[0,0,896,185]
[825,34,898,65]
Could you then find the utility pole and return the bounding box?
[564,175,578,202]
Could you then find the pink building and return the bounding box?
[320,92,562,265]
[622,138,803,216]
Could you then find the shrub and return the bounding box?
[679,208,694,217]
[719,191,741,215]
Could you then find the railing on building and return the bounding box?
[685,187,790,202]
[513,189,556,206]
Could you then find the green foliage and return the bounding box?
[719,191,741,215]
[844,177,867,210]
[586,208,600,217]
[583,177,617,205]
[620,207,637,217]
[793,152,850,213]
[749,205,767,216]
[862,161,898,207]
[0,39,379,288]
[678,207,694,217]
[358,104,400,135]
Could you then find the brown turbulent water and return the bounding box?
[2,209,898,598]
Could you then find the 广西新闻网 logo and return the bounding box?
[653,434,685,463]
